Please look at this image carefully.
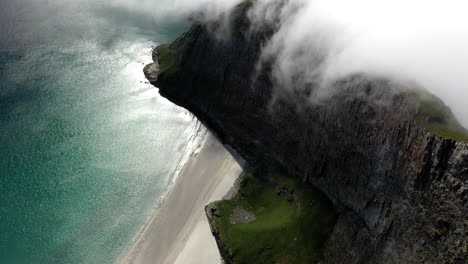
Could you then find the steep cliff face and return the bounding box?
[144,3,467,263]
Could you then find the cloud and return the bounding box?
[6,0,465,124]
[108,0,242,22]
[249,0,468,125]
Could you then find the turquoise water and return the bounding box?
[0,1,193,263]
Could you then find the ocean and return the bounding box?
[0,1,195,263]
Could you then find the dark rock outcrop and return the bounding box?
[205,203,236,264]
[145,3,468,263]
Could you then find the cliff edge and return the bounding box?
[144,3,467,263]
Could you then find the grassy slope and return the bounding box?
[411,90,468,141]
[156,44,179,79]
[212,174,337,264]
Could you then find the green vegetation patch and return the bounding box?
[156,44,180,79]
[211,173,337,264]
[410,89,468,141]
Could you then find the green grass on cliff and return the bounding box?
[412,90,468,141]
[211,173,337,264]
[156,44,179,79]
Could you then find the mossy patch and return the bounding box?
[156,44,180,79]
[410,90,468,141]
[211,173,337,264]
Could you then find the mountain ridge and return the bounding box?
[144,3,467,263]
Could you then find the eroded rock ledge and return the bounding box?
[144,3,467,263]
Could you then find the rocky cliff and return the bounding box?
[144,2,467,263]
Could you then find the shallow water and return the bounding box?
[0,1,193,263]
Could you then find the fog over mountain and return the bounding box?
[249,0,468,125]
[133,0,468,125]
[5,0,465,123]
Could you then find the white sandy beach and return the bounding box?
[119,133,242,264]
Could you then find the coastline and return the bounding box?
[118,132,242,264]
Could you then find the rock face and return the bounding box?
[145,3,467,263]
[205,203,236,264]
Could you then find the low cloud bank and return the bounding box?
[249,0,468,124]
[41,0,466,124]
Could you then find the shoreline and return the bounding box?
[117,119,206,263]
[118,132,242,264]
